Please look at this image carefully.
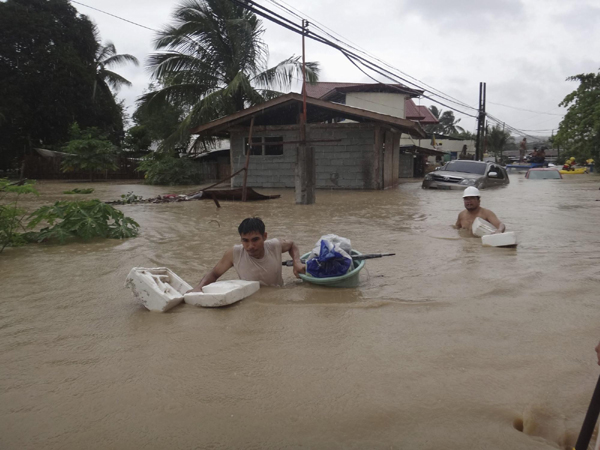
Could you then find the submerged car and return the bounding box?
[525,168,563,179]
[422,160,510,190]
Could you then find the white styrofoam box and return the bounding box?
[472,217,497,237]
[183,280,260,308]
[125,267,192,312]
[482,232,518,247]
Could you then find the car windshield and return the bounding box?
[528,170,561,179]
[442,161,487,175]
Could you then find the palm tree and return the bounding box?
[140,0,319,149]
[486,124,511,162]
[425,106,465,136]
[93,41,139,101]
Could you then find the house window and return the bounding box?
[244,136,283,156]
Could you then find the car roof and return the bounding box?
[528,168,559,171]
[447,160,490,164]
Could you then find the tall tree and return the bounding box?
[425,106,465,136]
[140,0,319,149]
[93,41,139,101]
[555,70,600,161]
[485,124,511,162]
[0,0,125,171]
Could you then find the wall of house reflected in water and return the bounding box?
[1,175,599,449]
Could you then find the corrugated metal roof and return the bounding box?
[305,82,423,99]
[189,93,426,139]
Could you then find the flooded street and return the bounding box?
[1,174,600,449]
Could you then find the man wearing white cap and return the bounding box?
[454,186,506,234]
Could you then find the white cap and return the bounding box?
[462,186,481,197]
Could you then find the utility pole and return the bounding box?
[475,82,486,161]
[295,19,315,205]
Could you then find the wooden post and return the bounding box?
[295,19,315,205]
[241,116,255,202]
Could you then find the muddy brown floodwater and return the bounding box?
[1,174,600,449]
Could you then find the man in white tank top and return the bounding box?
[189,217,305,291]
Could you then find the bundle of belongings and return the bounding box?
[306,234,353,278]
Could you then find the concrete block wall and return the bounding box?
[230,123,378,189]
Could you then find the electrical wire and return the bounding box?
[73,0,559,139]
[71,0,160,32]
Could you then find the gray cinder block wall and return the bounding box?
[229,123,378,189]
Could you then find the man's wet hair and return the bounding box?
[238,217,265,235]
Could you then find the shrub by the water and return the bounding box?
[0,179,38,252]
[137,153,205,185]
[25,200,139,244]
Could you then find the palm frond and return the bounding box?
[103,54,139,68]
[103,71,132,90]
[251,56,320,91]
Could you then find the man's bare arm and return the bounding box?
[484,210,506,233]
[280,239,306,278]
[189,248,234,292]
[454,212,463,229]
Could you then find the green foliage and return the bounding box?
[61,124,118,180]
[119,192,144,204]
[137,153,205,185]
[93,41,139,101]
[63,188,95,194]
[127,83,186,152]
[452,130,476,140]
[425,106,465,135]
[0,0,125,171]
[486,125,512,160]
[138,0,320,150]
[0,179,39,253]
[555,70,600,162]
[26,200,139,244]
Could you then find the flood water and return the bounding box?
[1,174,600,449]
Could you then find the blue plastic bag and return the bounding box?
[306,239,352,278]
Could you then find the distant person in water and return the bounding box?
[454,187,506,234]
[189,217,305,292]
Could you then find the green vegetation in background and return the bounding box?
[0,0,132,172]
[63,188,95,195]
[137,153,206,185]
[93,42,139,102]
[486,124,513,163]
[425,106,465,136]
[137,0,320,151]
[61,124,118,181]
[555,70,600,163]
[0,179,39,252]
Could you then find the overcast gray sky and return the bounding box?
[76,0,600,137]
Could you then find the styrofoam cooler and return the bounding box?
[125,268,261,311]
[482,232,518,247]
[125,267,192,312]
[471,217,497,237]
[184,280,260,308]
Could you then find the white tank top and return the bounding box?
[233,238,283,286]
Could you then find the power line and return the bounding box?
[73,0,555,140]
[487,101,564,116]
[240,0,479,117]
[264,0,478,112]
[71,0,160,32]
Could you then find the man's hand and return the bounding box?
[188,248,234,293]
[492,223,507,234]
[293,262,306,278]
